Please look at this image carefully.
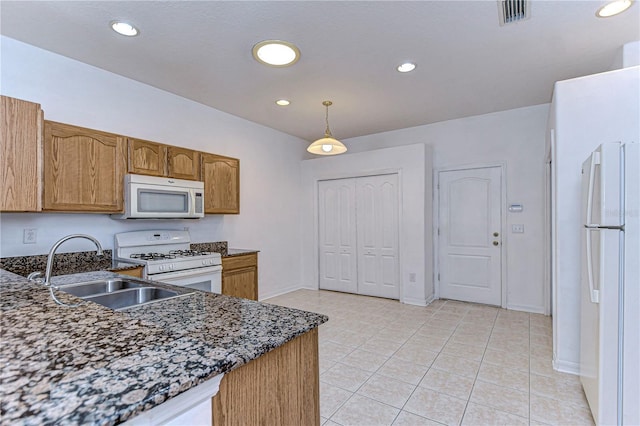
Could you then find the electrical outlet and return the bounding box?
[23,228,37,244]
[409,273,416,282]
[512,224,525,233]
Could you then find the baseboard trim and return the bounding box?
[402,296,428,306]
[259,284,308,301]
[506,303,546,315]
[553,358,580,375]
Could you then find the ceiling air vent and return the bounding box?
[498,0,531,25]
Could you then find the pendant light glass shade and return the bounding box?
[307,101,347,155]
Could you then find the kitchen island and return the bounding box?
[0,269,327,425]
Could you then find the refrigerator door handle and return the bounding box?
[585,227,600,304]
[586,151,600,227]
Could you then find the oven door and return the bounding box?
[148,265,221,293]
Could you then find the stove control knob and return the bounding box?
[159,265,165,272]
[170,263,175,270]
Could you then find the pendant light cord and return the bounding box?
[324,101,333,138]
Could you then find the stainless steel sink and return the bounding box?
[57,278,190,310]
[83,287,181,310]
[58,279,145,297]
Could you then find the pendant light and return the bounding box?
[307,101,347,155]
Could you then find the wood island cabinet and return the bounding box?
[221,253,258,300]
[1,96,43,212]
[128,139,200,180]
[212,328,319,426]
[43,121,126,212]
[201,153,239,214]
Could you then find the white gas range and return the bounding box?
[114,230,222,293]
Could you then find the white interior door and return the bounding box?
[318,179,357,293]
[438,167,502,305]
[356,174,399,299]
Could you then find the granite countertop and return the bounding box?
[224,248,260,257]
[0,269,327,425]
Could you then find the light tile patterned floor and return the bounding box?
[265,289,594,426]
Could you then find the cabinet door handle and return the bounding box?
[493,241,499,246]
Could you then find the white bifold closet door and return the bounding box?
[318,178,358,294]
[319,174,399,299]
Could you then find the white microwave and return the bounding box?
[112,174,205,219]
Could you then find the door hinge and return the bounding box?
[437,228,440,236]
[438,273,440,281]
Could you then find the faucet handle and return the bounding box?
[27,271,44,284]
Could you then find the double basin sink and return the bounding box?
[58,278,191,310]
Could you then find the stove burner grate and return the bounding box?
[130,253,177,261]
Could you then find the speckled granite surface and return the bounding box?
[0,269,327,425]
[0,250,113,278]
[190,241,228,255]
[224,248,260,257]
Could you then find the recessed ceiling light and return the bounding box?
[111,21,139,36]
[596,0,634,17]
[252,40,300,67]
[275,99,291,106]
[397,62,417,73]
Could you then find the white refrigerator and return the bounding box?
[580,141,639,426]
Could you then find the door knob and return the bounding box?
[493,232,499,237]
[493,241,499,246]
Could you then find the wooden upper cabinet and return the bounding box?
[201,153,240,214]
[128,138,167,176]
[167,146,200,180]
[1,96,43,212]
[128,139,200,181]
[43,121,126,212]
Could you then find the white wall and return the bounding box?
[334,105,550,313]
[300,144,433,305]
[611,40,640,70]
[0,36,308,300]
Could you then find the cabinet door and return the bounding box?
[1,96,42,211]
[167,147,200,180]
[201,153,239,214]
[222,267,257,300]
[222,253,258,300]
[128,138,167,176]
[43,121,126,212]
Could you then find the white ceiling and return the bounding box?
[1,1,638,142]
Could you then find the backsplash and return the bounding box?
[190,241,228,256]
[0,241,228,278]
[0,251,113,278]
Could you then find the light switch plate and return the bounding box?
[512,224,525,233]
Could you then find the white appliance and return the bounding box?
[547,65,639,375]
[580,142,639,425]
[112,174,205,219]
[114,230,222,293]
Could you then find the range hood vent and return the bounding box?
[498,0,531,25]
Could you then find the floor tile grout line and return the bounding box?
[458,305,498,425]
[277,291,574,425]
[332,299,457,425]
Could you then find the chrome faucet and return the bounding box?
[43,234,104,288]
[37,234,102,307]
